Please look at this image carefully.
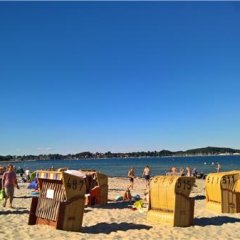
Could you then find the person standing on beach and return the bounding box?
[17,167,24,177]
[2,164,19,208]
[142,165,151,188]
[128,167,135,190]
[180,167,185,176]
[25,167,30,181]
[186,166,191,177]
[216,162,221,173]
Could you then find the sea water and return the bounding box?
[4,155,240,177]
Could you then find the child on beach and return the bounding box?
[128,167,135,190]
[142,165,151,188]
[186,166,191,177]
[180,167,185,176]
[123,188,132,202]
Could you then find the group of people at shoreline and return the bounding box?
[0,162,222,207]
[123,165,151,201]
[127,162,222,191]
[128,165,151,190]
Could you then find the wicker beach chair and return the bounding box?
[81,169,108,206]
[28,170,86,232]
[205,172,240,213]
[147,175,195,227]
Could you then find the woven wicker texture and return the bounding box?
[29,170,86,231]
[205,172,240,213]
[147,175,195,227]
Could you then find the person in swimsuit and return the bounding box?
[216,162,221,173]
[142,165,151,188]
[128,167,135,190]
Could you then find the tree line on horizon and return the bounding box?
[0,147,240,162]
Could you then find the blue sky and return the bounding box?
[0,2,240,155]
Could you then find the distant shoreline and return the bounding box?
[1,147,240,162]
[1,153,240,164]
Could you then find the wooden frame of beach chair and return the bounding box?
[147,176,195,227]
[28,170,86,232]
[80,169,108,206]
[205,172,240,213]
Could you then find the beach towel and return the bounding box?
[133,199,146,213]
[115,195,123,201]
[27,179,38,189]
[133,199,144,209]
[123,189,132,201]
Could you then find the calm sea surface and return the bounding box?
[3,155,240,177]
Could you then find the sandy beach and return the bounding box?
[1,177,240,240]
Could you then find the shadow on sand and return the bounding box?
[93,201,133,210]
[194,216,240,226]
[82,222,152,234]
[193,195,206,200]
[0,209,29,215]
[84,209,92,213]
[108,188,126,191]
[15,196,33,199]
